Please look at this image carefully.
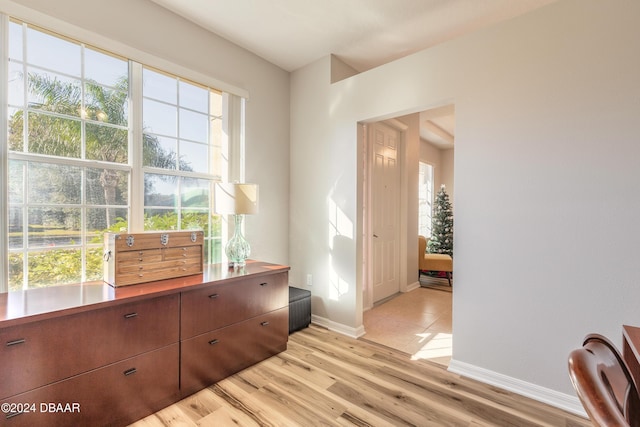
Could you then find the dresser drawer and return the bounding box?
[115,260,202,286]
[180,307,288,396]
[0,294,179,400]
[164,245,202,260]
[1,343,179,427]
[181,272,288,339]
[116,249,163,265]
[111,231,203,251]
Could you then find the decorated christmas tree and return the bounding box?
[427,185,453,256]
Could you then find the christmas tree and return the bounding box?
[427,185,453,256]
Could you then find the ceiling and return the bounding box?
[420,105,455,149]
[149,0,557,149]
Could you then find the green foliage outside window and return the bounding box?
[6,22,224,291]
[8,213,221,291]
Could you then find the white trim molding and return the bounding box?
[448,359,588,419]
[311,314,366,339]
[405,281,421,293]
[0,14,8,291]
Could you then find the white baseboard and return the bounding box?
[308,318,586,418]
[448,359,587,418]
[311,314,366,338]
[404,281,421,292]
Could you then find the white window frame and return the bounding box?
[0,15,9,291]
[418,161,434,239]
[0,12,246,292]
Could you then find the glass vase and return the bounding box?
[225,214,250,268]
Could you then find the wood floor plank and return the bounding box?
[309,348,473,426]
[260,356,398,427]
[252,362,348,419]
[130,404,197,427]
[198,405,262,427]
[265,349,339,389]
[129,325,590,427]
[175,388,223,424]
[369,348,573,427]
[292,331,505,425]
[211,378,290,427]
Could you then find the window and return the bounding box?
[418,162,434,238]
[141,67,224,264]
[3,19,233,291]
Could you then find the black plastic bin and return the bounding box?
[289,286,311,334]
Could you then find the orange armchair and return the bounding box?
[419,235,453,286]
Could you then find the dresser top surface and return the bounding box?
[0,260,289,327]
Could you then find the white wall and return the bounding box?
[420,139,441,187]
[0,0,290,265]
[290,0,640,410]
[420,139,454,202]
[397,114,420,291]
[290,56,362,331]
[441,148,454,201]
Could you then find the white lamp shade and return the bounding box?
[214,183,259,215]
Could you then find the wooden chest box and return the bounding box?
[104,231,204,287]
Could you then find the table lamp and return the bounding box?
[214,183,259,268]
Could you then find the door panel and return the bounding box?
[372,122,400,302]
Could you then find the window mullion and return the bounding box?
[129,61,144,232]
[224,93,243,183]
[0,14,9,291]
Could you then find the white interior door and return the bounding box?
[371,121,401,302]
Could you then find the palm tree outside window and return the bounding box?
[4,20,229,291]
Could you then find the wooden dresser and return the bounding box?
[0,260,289,426]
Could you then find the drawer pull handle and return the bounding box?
[209,339,220,345]
[208,294,219,299]
[124,312,138,319]
[261,321,270,327]
[259,282,268,287]
[6,338,26,347]
[124,368,137,376]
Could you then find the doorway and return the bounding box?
[361,104,454,364]
[363,118,411,307]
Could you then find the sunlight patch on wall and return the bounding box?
[328,198,353,240]
[328,262,349,301]
[328,197,353,301]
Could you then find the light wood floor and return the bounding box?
[130,324,589,426]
